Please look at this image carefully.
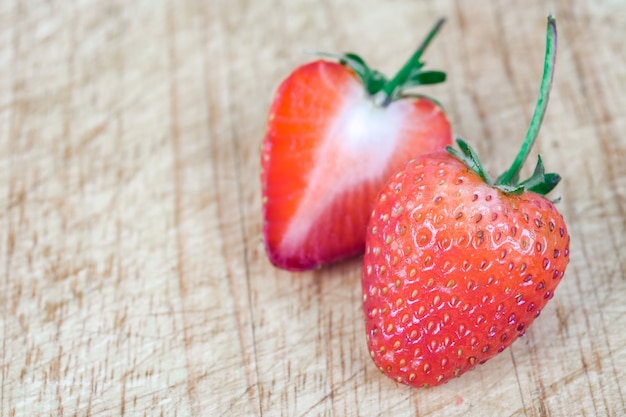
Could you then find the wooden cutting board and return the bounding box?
[1,0,625,415]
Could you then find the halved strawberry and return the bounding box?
[262,19,453,271]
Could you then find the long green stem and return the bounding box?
[496,15,557,185]
[378,18,446,105]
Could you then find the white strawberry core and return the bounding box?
[280,86,419,254]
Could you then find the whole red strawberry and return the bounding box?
[362,16,569,387]
[262,19,452,271]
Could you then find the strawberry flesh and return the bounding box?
[262,60,452,270]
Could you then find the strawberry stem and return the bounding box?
[318,19,446,105]
[447,16,560,197]
[495,15,557,186]
[375,18,446,106]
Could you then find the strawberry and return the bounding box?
[362,16,569,388]
[262,19,453,271]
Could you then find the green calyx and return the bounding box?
[318,18,446,107]
[447,15,560,196]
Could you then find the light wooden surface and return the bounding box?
[1,0,625,416]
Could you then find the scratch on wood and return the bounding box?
[451,1,495,156]
[167,5,198,416]
[508,348,530,416]
[199,1,263,415]
[557,8,626,408]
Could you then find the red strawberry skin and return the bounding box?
[262,60,452,271]
[362,153,570,387]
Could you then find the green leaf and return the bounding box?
[445,145,465,162]
[314,51,389,96]
[532,154,546,176]
[342,53,367,67]
[448,140,561,197]
[340,53,373,84]
[516,156,562,195]
[456,139,491,183]
[405,62,426,79]
[447,138,492,184]
[338,53,389,95]
[379,18,447,104]
[496,183,526,195]
[366,69,388,95]
[314,19,447,105]
[394,71,446,97]
[527,173,561,194]
[409,70,447,86]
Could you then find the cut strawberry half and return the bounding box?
[262,19,453,271]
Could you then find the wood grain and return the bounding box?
[1,0,625,416]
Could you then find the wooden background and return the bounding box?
[0,0,625,416]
